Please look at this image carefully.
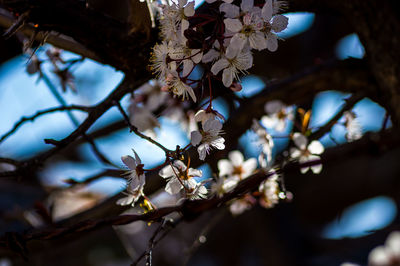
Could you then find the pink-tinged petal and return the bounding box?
[229,150,244,166]
[249,32,267,51]
[218,159,233,176]
[224,18,243,33]
[121,155,136,170]
[202,49,219,63]
[272,15,288,32]
[184,2,195,17]
[261,0,273,22]
[240,0,254,12]
[266,33,278,52]
[293,133,307,150]
[308,141,324,155]
[211,58,229,75]
[165,178,183,195]
[243,158,257,174]
[220,3,239,18]
[116,195,135,206]
[173,160,187,171]
[182,59,193,77]
[222,68,234,87]
[191,131,202,146]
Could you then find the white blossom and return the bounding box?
[290,133,324,174]
[261,100,293,132]
[171,45,203,77]
[191,118,225,160]
[129,102,160,134]
[195,109,225,126]
[150,41,177,79]
[258,170,280,208]
[252,119,274,164]
[344,111,363,142]
[229,195,255,216]
[260,0,288,52]
[368,231,400,266]
[211,48,253,87]
[162,73,197,102]
[218,150,257,180]
[117,150,146,207]
[158,160,204,198]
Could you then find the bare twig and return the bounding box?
[113,100,172,154]
[2,10,29,39]
[0,105,91,144]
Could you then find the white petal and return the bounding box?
[165,178,183,195]
[223,176,239,191]
[272,15,288,33]
[211,58,229,75]
[191,130,202,146]
[368,246,389,265]
[220,3,240,18]
[188,168,202,177]
[173,160,187,171]
[224,18,243,33]
[290,147,301,159]
[387,231,400,255]
[186,85,197,102]
[132,149,141,164]
[121,155,136,170]
[261,115,276,128]
[198,144,208,160]
[182,60,193,77]
[218,159,233,176]
[240,0,253,12]
[204,118,223,131]
[266,33,278,52]
[184,2,195,17]
[300,166,309,174]
[159,165,175,179]
[192,50,203,63]
[179,0,187,8]
[202,49,220,63]
[222,68,234,87]
[116,195,135,206]
[229,150,244,166]
[264,100,284,114]
[242,158,257,175]
[293,133,308,150]
[308,141,324,155]
[261,0,273,22]
[181,19,189,33]
[249,31,267,51]
[310,163,322,174]
[227,33,247,58]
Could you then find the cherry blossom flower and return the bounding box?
[171,45,203,77]
[162,73,197,102]
[290,133,324,174]
[260,0,288,52]
[368,231,400,266]
[210,48,253,87]
[159,160,205,199]
[191,118,225,160]
[117,150,146,206]
[261,100,293,132]
[218,150,257,181]
[150,41,177,79]
[128,101,160,134]
[161,0,195,42]
[258,170,280,208]
[229,194,256,216]
[252,119,274,164]
[136,80,168,112]
[195,109,225,126]
[219,2,240,19]
[344,111,363,142]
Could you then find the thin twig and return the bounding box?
[0,105,91,144]
[113,100,172,154]
[3,10,30,39]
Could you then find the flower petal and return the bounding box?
[165,178,183,195]
[220,3,240,18]
[218,159,233,176]
[211,58,229,75]
[308,141,324,155]
[266,33,278,52]
[229,150,244,166]
[184,2,195,17]
[261,0,273,22]
[121,155,136,170]
[224,18,243,33]
[222,67,234,87]
[272,15,288,33]
[191,130,202,146]
[240,0,254,12]
[293,133,308,150]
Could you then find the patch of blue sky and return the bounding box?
[322,196,397,239]
[277,12,315,39]
[40,161,125,196]
[0,49,123,158]
[236,75,266,98]
[311,91,387,147]
[336,33,365,60]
